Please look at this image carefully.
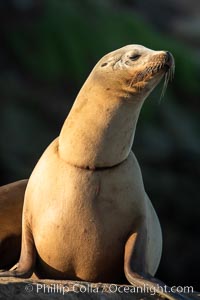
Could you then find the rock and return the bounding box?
[0,278,199,300]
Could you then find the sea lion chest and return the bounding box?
[25,139,145,280]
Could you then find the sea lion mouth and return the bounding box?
[144,51,175,80]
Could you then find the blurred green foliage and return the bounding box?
[4,0,199,95]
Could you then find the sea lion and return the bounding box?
[0,45,184,299]
[0,180,27,269]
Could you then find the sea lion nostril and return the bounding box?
[166,51,171,60]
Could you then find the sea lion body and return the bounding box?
[0,45,179,300]
[26,139,161,280]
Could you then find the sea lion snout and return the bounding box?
[164,51,174,69]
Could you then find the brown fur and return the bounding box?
[0,180,27,269]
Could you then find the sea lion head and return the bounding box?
[59,45,175,168]
[94,44,175,102]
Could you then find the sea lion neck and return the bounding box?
[59,75,143,169]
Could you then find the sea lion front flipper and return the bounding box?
[124,230,190,300]
[0,179,28,270]
[0,220,36,278]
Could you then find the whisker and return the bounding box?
[159,60,175,103]
[129,77,135,88]
[159,71,169,102]
[170,63,175,81]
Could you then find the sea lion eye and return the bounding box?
[129,54,141,61]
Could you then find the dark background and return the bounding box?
[0,0,199,290]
